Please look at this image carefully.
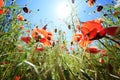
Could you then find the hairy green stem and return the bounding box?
[61,57,79,80]
[105,36,120,45]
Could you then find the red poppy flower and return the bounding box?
[86,46,100,54]
[100,50,107,56]
[32,28,52,38]
[17,14,24,21]
[35,47,44,51]
[61,44,65,49]
[32,28,48,39]
[14,76,20,80]
[19,25,24,30]
[32,28,52,46]
[73,34,91,47]
[21,36,31,44]
[88,0,96,7]
[26,30,30,33]
[81,20,106,40]
[105,27,120,36]
[0,0,3,8]
[99,58,104,64]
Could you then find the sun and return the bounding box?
[56,2,71,19]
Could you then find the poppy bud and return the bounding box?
[54,28,57,33]
[72,0,75,4]
[97,6,103,12]
[68,25,71,30]
[43,24,47,30]
[23,7,29,13]
[71,41,73,46]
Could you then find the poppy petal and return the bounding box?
[40,38,46,43]
[87,28,97,40]
[98,29,106,38]
[81,20,104,35]
[21,36,31,44]
[81,27,90,35]
[89,29,106,40]
[86,46,100,54]
[105,27,120,36]
[73,34,82,42]
[79,36,91,47]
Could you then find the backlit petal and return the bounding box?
[105,27,120,36]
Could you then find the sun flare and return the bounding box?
[56,2,71,19]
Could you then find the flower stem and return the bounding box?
[61,57,79,80]
[105,36,120,46]
[98,40,113,52]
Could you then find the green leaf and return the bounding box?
[24,60,39,74]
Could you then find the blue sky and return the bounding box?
[15,0,114,27]
[15,0,114,44]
